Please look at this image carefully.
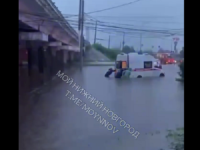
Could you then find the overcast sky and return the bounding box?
[54,0,184,51]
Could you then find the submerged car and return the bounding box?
[165,57,176,64]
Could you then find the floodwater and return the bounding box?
[19,65,184,150]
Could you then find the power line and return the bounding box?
[84,14,184,33]
[20,10,184,29]
[83,18,184,30]
[67,19,184,34]
[21,18,183,36]
[67,0,143,17]
[90,18,183,24]
[19,0,142,18]
[19,21,180,39]
[84,13,184,24]
[86,0,142,14]
[82,14,184,39]
[89,15,179,18]
[19,7,184,48]
[87,24,181,39]
[70,23,183,37]
[19,11,183,36]
[69,18,183,32]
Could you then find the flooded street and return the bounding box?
[19,65,184,150]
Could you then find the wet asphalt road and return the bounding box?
[19,65,184,150]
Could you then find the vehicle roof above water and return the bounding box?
[116,53,128,61]
[116,52,156,62]
[129,54,155,62]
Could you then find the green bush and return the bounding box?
[92,43,121,60]
[166,128,184,150]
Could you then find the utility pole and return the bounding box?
[139,22,149,52]
[108,35,110,49]
[170,39,173,51]
[139,33,142,51]
[122,32,125,50]
[93,21,97,44]
[81,0,84,58]
[173,37,179,54]
[78,0,84,70]
[78,0,82,69]
[174,41,178,54]
[85,26,89,41]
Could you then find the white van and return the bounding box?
[115,52,165,78]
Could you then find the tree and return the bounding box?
[122,45,135,54]
[92,43,121,60]
[165,128,184,150]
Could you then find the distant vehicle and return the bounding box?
[156,53,176,64]
[165,56,176,64]
[114,52,165,78]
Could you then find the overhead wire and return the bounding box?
[66,0,143,18]
[87,15,181,18]
[19,11,183,39]
[68,19,184,34]
[83,18,184,31]
[76,18,183,30]
[19,18,178,39]
[20,17,183,37]
[19,23,170,39]
[85,17,183,24]
[83,13,184,26]
[19,10,183,31]
[68,22,183,38]
[19,4,184,48]
[83,14,184,36]
[86,0,142,15]
[83,14,184,37]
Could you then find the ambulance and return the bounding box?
[115,52,165,78]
